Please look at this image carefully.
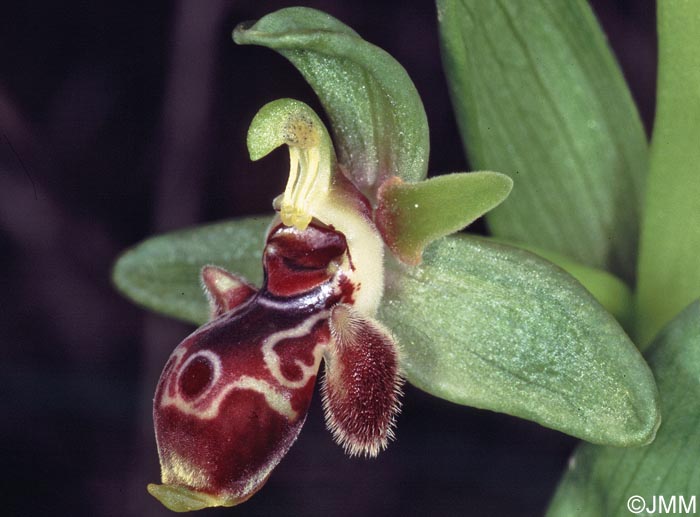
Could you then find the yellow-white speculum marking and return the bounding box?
[158,311,330,422]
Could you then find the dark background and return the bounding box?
[0,1,656,516]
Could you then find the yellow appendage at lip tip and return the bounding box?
[147,483,239,512]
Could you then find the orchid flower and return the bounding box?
[113,6,661,514]
[147,100,403,510]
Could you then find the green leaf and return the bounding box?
[547,301,700,517]
[376,171,512,265]
[234,7,429,194]
[112,217,270,325]
[379,235,659,446]
[438,0,648,283]
[635,1,700,347]
[489,238,634,330]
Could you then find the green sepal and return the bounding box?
[547,301,700,517]
[490,238,634,330]
[234,7,429,195]
[379,235,659,446]
[375,172,512,265]
[111,217,270,325]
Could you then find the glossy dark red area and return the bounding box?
[264,223,350,298]
[179,356,213,399]
[264,253,332,298]
[266,223,347,269]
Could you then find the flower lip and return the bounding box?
[151,295,329,511]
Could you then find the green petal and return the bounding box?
[375,172,512,264]
[379,236,659,446]
[234,7,429,193]
[112,217,270,325]
[438,0,647,283]
[635,0,700,347]
[547,301,700,517]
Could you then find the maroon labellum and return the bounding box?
[148,220,403,511]
[148,99,404,511]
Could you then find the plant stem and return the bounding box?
[636,0,700,347]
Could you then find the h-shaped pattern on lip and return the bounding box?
[158,310,330,422]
